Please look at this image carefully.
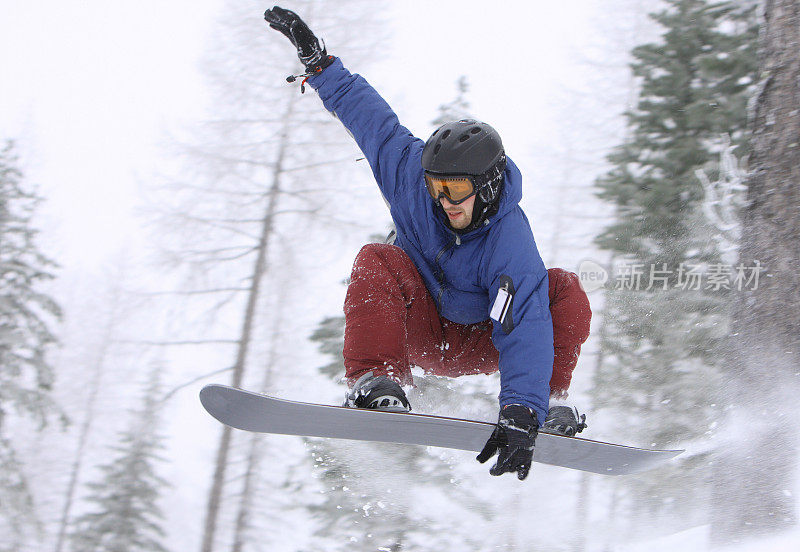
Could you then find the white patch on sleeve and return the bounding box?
[490,287,511,323]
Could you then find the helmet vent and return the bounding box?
[422,119,503,177]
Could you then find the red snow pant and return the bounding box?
[343,244,592,398]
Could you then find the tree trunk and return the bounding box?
[231,283,288,552]
[53,283,124,552]
[53,343,107,552]
[230,434,263,552]
[711,1,800,546]
[200,93,297,552]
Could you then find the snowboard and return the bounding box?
[199,384,683,476]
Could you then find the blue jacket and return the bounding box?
[309,59,554,424]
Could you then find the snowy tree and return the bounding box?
[0,140,62,430]
[145,2,387,550]
[592,0,757,537]
[0,437,40,552]
[310,315,347,380]
[51,270,142,552]
[0,140,62,550]
[68,366,169,552]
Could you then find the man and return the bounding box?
[264,6,591,480]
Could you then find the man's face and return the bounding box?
[440,194,475,230]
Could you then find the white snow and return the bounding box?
[3,1,799,552]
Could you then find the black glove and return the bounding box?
[477,405,538,480]
[541,405,587,436]
[264,6,334,74]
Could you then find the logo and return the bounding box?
[578,260,608,293]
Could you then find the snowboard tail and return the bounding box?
[200,384,682,476]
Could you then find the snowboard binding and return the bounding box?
[541,405,587,436]
[343,372,411,412]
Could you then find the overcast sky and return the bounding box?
[1,1,219,267]
[1,1,609,272]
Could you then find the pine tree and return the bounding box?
[0,140,62,429]
[0,436,40,552]
[0,140,62,550]
[592,0,757,536]
[310,316,347,380]
[69,368,170,552]
[597,0,757,270]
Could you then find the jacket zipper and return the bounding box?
[435,233,460,307]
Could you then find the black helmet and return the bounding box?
[423,118,504,170]
[422,119,507,230]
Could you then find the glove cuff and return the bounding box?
[500,404,539,432]
[302,52,335,74]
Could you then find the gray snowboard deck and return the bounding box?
[200,384,682,476]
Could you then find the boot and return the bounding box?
[343,372,411,412]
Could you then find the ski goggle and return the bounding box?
[424,173,477,204]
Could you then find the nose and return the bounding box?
[439,196,455,209]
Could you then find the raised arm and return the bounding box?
[264,6,423,203]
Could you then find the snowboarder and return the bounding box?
[264,6,592,480]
